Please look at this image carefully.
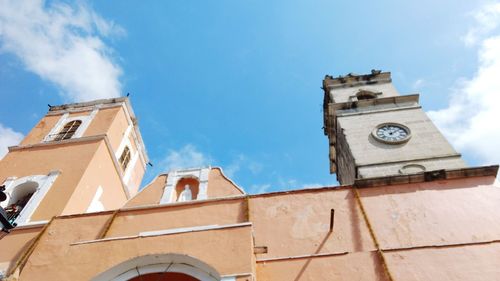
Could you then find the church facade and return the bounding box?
[0,71,499,280]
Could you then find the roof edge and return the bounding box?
[354,165,499,188]
[48,97,127,112]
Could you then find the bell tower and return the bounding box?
[0,97,148,226]
[323,70,467,185]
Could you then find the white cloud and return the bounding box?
[224,154,263,178]
[297,183,326,189]
[248,162,263,174]
[412,79,425,90]
[277,177,330,190]
[0,0,124,102]
[0,123,23,159]
[224,154,244,178]
[250,184,271,194]
[462,3,500,46]
[249,180,332,194]
[158,144,211,172]
[428,2,500,165]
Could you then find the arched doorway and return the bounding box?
[0,172,60,224]
[128,272,199,281]
[92,254,221,281]
[4,181,38,222]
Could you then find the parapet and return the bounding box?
[323,69,391,90]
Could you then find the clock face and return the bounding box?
[372,123,411,144]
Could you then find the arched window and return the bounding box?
[159,168,211,204]
[119,146,131,171]
[0,172,60,225]
[4,181,38,223]
[356,90,377,100]
[53,120,82,141]
[175,177,200,202]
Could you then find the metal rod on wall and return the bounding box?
[330,208,335,232]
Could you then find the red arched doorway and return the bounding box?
[128,272,199,281]
[92,254,221,281]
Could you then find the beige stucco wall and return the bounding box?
[21,106,125,146]
[123,168,244,208]
[250,176,500,280]
[106,106,130,152]
[257,252,388,280]
[0,140,101,221]
[20,109,117,146]
[1,102,146,221]
[84,107,121,138]
[17,216,254,281]
[19,105,138,163]
[357,176,500,250]
[126,152,145,196]
[208,168,244,198]
[2,175,499,281]
[250,188,376,260]
[104,107,145,195]
[20,114,60,146]
[0,226,42,275]
[386,243,500,281]
[124,175,167,207]
[20,111,94,146]
[106,198,247,237]
[63,141,128,215]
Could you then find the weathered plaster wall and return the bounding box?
[84,107,121,137]
[105,199,247,237]
[257,252,388,281]
[0,141,101,221]
[124,175,167,207]
[19,106,137,160]
[20,115,60,146]
[123,168,243,209]
[126,152,145,196]
[250,188,375,260]
[20,111,94,146]
[63,141,127,215]
[0,226,41,275]
[386,243,500,281]
[18,219,253,281]
[357,176,500,249]
[4,173,499,281]
[208,168,244,198]
[106,107,130,152]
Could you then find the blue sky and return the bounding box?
[1,0,500,193]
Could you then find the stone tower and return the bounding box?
[0,98,148,226]
[323,70,467,185]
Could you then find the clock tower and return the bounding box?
[323,70,467,185]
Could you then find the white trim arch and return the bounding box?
[160,167,210,204]
[0,171,60,225]
[91,253,230,281]
[43,107,99,142]
[115,126,140,195]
